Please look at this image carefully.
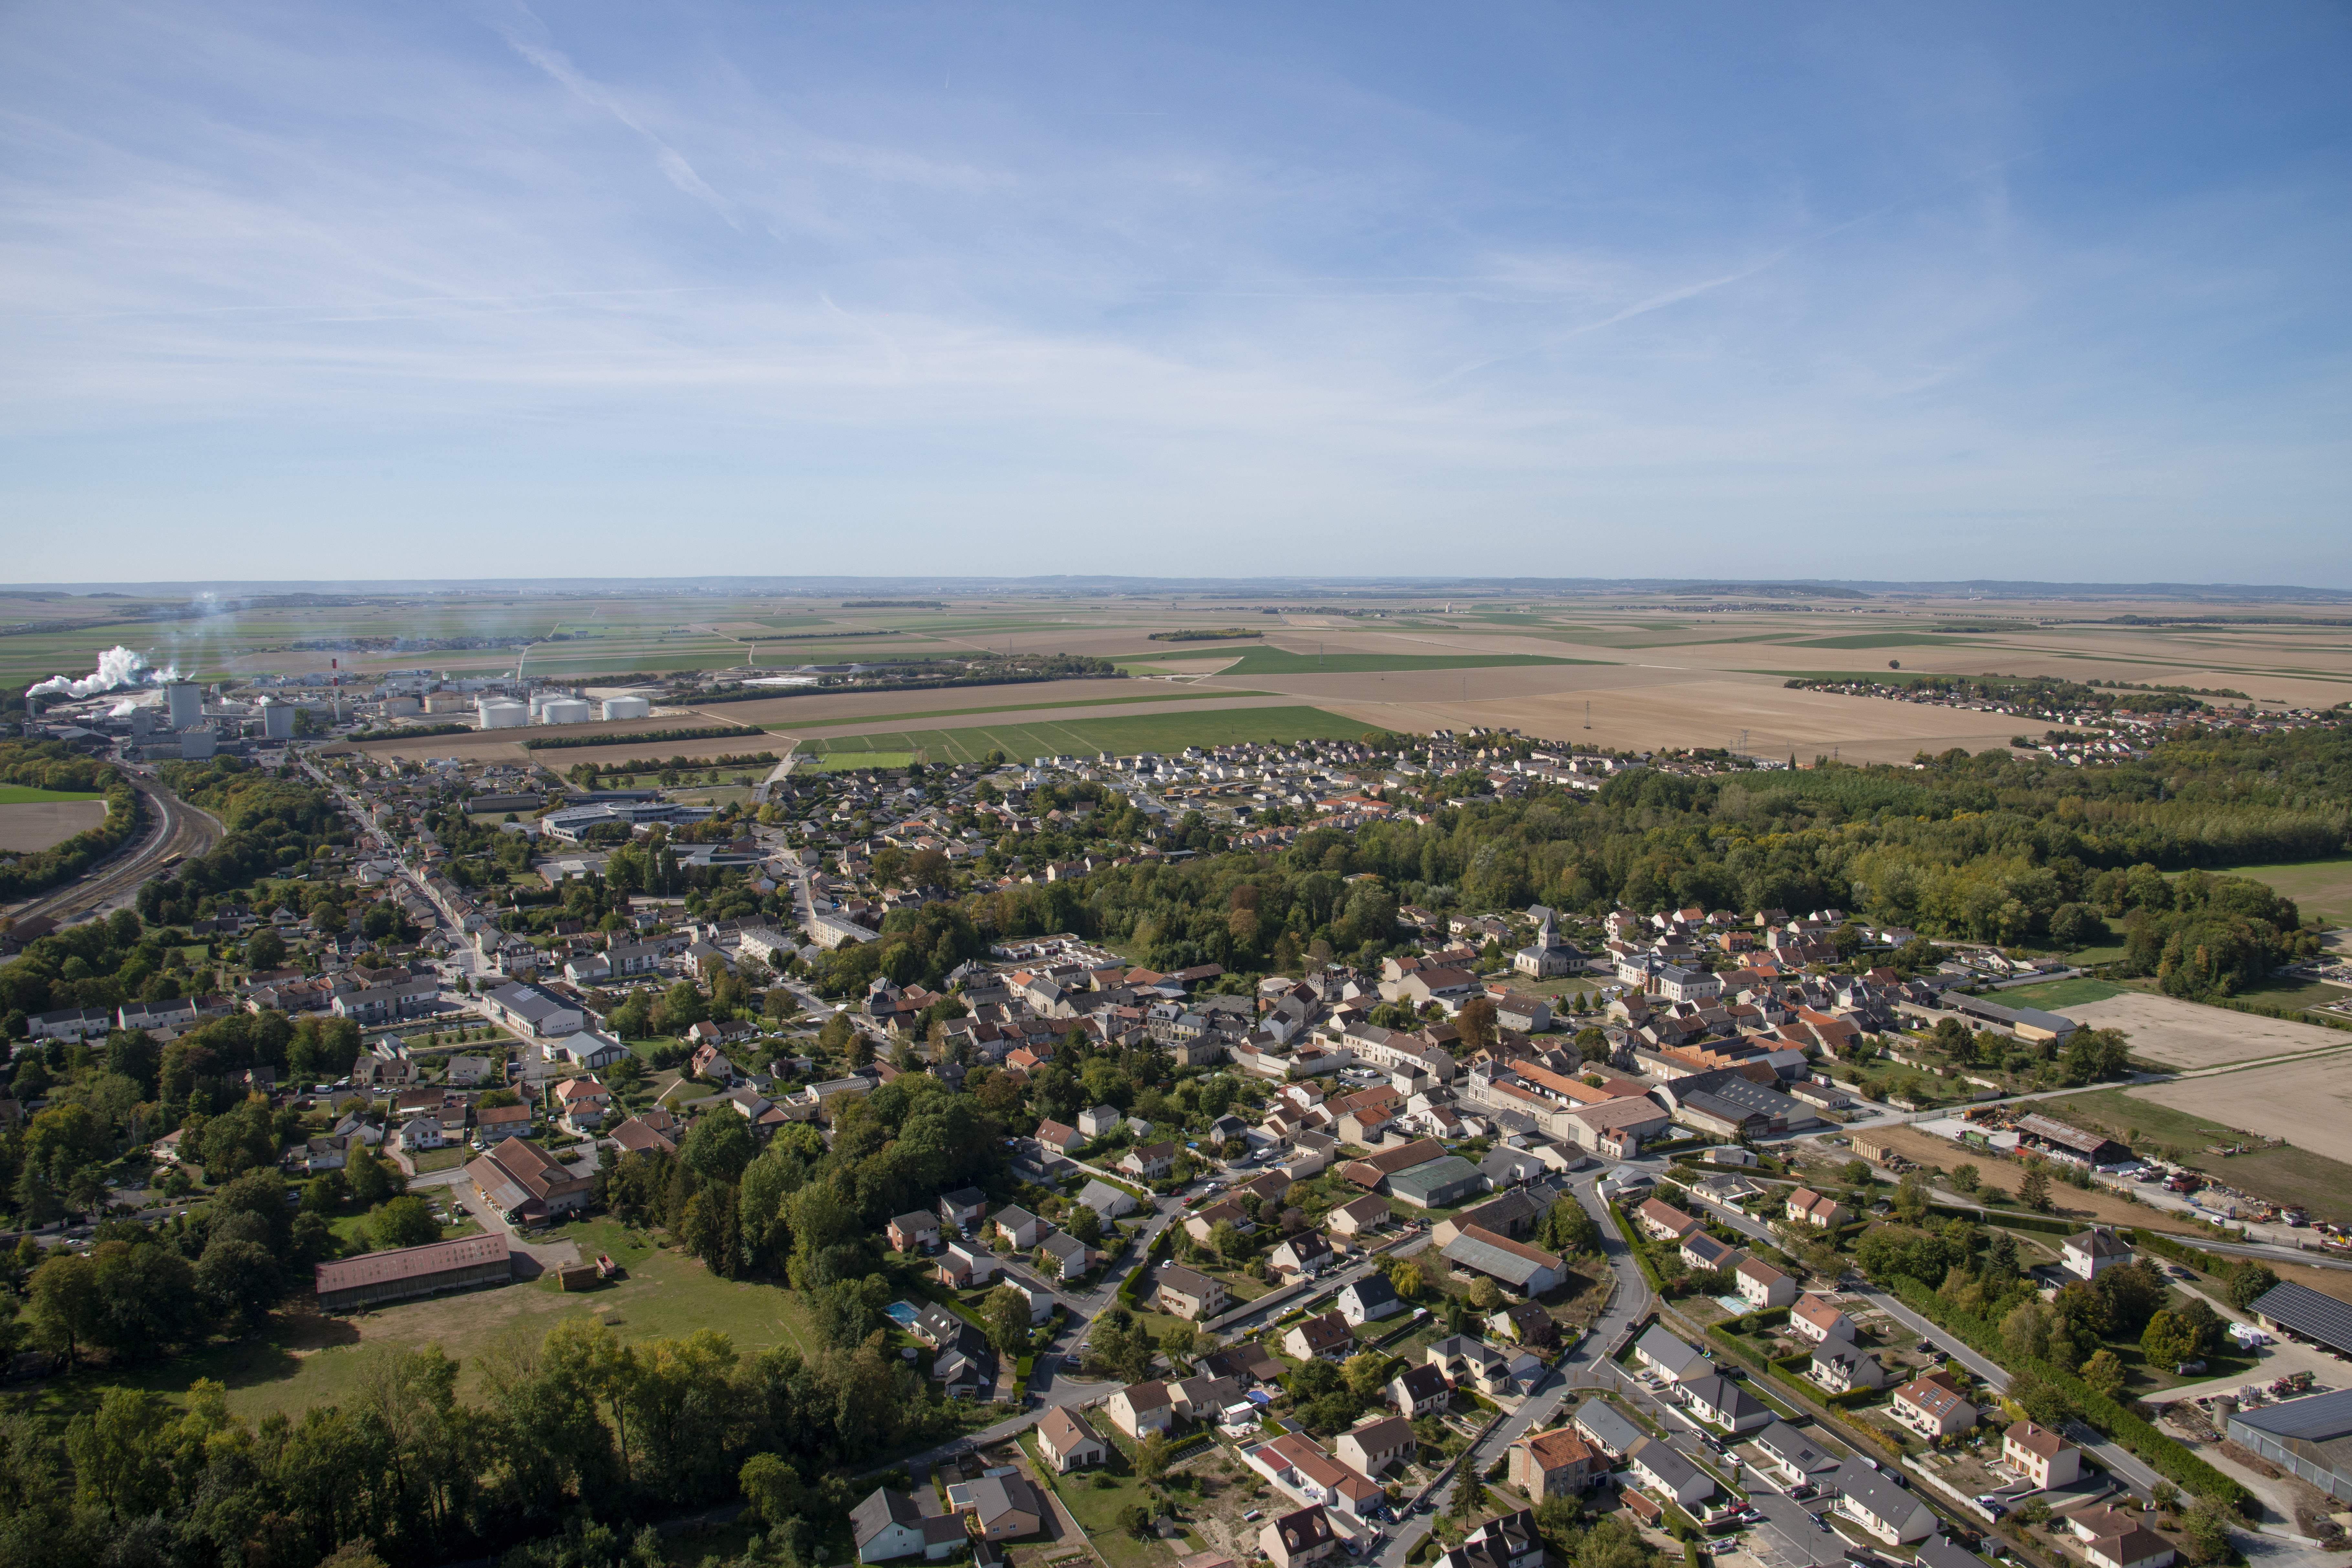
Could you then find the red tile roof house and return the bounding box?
[1784,1187,1846,1228]
[1791,1293,1855,1344]
[1890,1371,1978,1440]
[465,1140,593,1225]
[2002,1419,2082,1488]
[474,1102,534,1144]
[1636,1198,1704,1243]
[1510,1425,1602,1499]
[1033,1118,1084,1153]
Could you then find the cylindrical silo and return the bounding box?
[478,698,529,730]
[601,695,651,721]
[539,698,592,725]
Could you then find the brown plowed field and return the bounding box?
[0,800,110,851]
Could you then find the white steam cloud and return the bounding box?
[28,645,181,700]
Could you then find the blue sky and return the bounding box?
[3,2,2347,584]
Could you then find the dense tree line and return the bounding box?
[901,727,2343,996]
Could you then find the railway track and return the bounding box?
[3,768,221,927]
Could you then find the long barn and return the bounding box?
[315,1234,514,1313]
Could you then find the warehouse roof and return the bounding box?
[1385,1156,1484,1202]
[2251,1281,2352,1356]
[2231,1385,2352,1442]
[1442,1225,1563,1288]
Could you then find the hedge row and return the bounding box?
[521,723,770,752]
[1926,1202,2080,1236]
[1878,1274,2251,1512]
[1609,1204,1669,1293]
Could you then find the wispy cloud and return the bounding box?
[484,2,737,227]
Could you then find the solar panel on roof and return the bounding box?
[2250,1282,2352,1356]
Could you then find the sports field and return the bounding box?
[794,704,1369,764]
[1991,977,2125,1010]
[0,785,106,804]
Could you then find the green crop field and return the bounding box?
[1992,978,2126,1009]
[803,750,920,771]
[789,704,1370,764]
[0,785,107,804]
[1145,645,1603,676]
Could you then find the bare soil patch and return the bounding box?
[1316,677,2028,763]
[0,799,110,850]
[2065,991,2351,1069]
[2125,1054,2352,1168]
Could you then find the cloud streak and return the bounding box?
[485,2,737,227]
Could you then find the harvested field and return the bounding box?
[787,704,1367,764]
[2120,1058,2352,1171]
[0,798,110,850]
[1308,675,2030,763]
[2061,990,2350,1069]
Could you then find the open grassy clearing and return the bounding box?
[0,799,113,851]
[787,705,1369,764]
[2182,856,2352,926]
[1992,977,2126,1009]
[0,784,107,804]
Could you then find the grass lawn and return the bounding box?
[1019,1431,1168,1568]
[2039,1088,2352,1224]
[412,1146,469,1173]
[0,784,106,803]
[1,1218,828,1432]
[779,707,1370,766]
[1996,977,2127,1009]
[2229,974,2352,1015]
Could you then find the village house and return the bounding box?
[1890,1371,1977,1440]
[1734,1256,1796,1310]
[1811,1345,1889,1394]
[2003,1420,2082,1488]
[1784,1187,1846,1229]
[1791,1293,1855,1344]
[1105,1380,1176,1441]
[1157,1264,1230,1320]
[1036,1406,1108,1472]
[1336,1414,1417,1479]
[1283,1310,1356,1362]
[1510,1427,1602,1498]
[1259,1504,1338,1568]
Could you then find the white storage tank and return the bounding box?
[538,698,592,726]
[478,699,529,730]
[601,695,651,721]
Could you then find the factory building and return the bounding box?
[165,681,203,730]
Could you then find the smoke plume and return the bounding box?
[28,645,181,700]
